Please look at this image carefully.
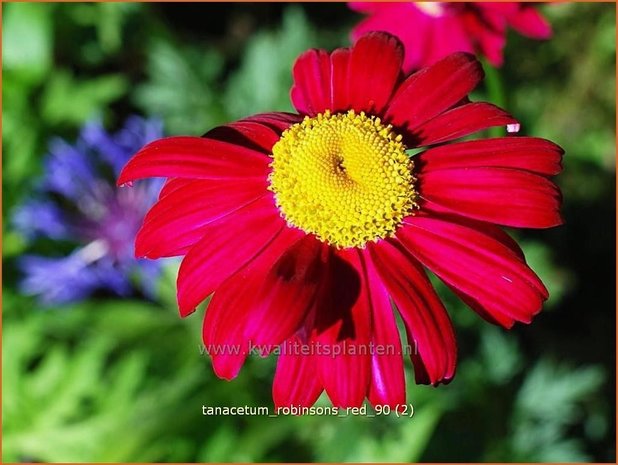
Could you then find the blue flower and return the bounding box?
[13,117,165,306]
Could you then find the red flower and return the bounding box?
[118,33,563,409]
[350,2,552,71]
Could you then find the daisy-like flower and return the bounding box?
[118,33,563,408]
[350,2,552,71]
[14,117,164,306]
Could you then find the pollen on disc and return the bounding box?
[269,110,418,249]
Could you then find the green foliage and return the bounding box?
[311,402,443,462]
[41,71,128,126]
[478,326,523,385]
[507,360,606,462]
[135,41,226,135]
[2,294,202,462]
[224,7,317,118]
[2,2,140,218]
[67,3,141,56]
[2,3,55,212]
[2,2,54,85]
[507,3,616,193]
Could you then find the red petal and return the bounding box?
[243,112,303,131]
[202,227,305,379]
[273,336,323,408]
[201,282,253,381]
[412,102,518,145]
[331,48,352,113]
[418,167,563,228]
[245,235,328,348]
[290,49,332,116]
[361,251,406,407]
[416,207,527,262]
[368,240,457,385]
[385,52,484,130]
[509,6,552,39]
[398,215,548,328]
[290,32,403,116]
[158,178,188,200]
[205,112,299,154]
[461,7,508,67]
[415,137,564,176]
[176,194,285,317]
[136,178,268,258]
[312,250,371,408]
[117,136,269,185]
[347,32,404,114]
[401,210,528,327]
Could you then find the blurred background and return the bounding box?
[2,2,615,462]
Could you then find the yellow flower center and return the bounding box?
[269,110,417,249]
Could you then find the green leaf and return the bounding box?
[351,403,443,462]
[134,40,225,135]
[507,359,605,461]
[478,326,523,384]
[2,300,202,463]
[68,3,142,54]
[41,71,128,126]
[224,6,316,119]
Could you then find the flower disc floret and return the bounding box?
[269,110,417,248]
